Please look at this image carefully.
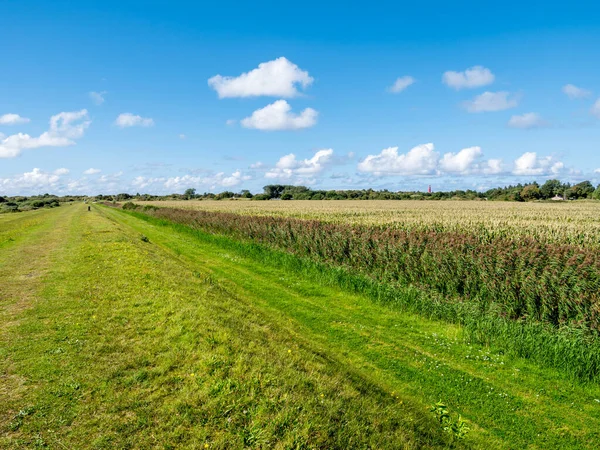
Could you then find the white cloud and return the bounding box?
[208,57,313,98]
[591,99,600,119]
[513,152,564,176]
[132,176,165,189]
[250,162,264,169]
[358,143,504,176]
[220,170,250,187]
[439,146,483,174]
[508,112,547,129]
[483,159,504,175]
[594,168,600,174]
[463,91,519,113]
[388,76,415,93]
[226,119,237,126]
[266,149,334,180]
[562,84,591,99]
[241,100,317,131]
[115,113,154,128]
[162,170,251,191]
[179,134,186,139]
[0,113,30,125]
[89,91,107,105]
[0,168,69,195]
[442,66,495,90]
[358,144,439,175]
[0,109,90,158]
[84,168,101,175]
[98,171,123,185]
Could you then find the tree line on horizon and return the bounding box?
[107,179,599,202]
[1,179,600,213]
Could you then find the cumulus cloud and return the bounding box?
[132,176,165,189]
[265,149,334,181]
[442,66,494,90]
[388,76,415,93]
[591,99,600,119]
[358,144,505,176]
[241,100,318,131]
[0,113,30,125]
[513,152,564,176]
[483,159,504,175]
[0,168,70,195]
[508,112,547,129]
[439,146,483,174]
[115,113,154,128]
[562,84,591,99]
[89,91,107,105]
[463,91,519,113]
[208,57,313,98]
[0,109,90,158]
[161,170,252,191]
[358,144,439,175]
[84,168,101,175]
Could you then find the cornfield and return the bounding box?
[137,200,600,247]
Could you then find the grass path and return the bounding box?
[1,204,599,449]
[1,205,447,449]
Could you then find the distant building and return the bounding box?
[428,185,432,193]
[551,195,564,201]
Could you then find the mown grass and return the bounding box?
[101,206,600,448]
[1,205,450,449]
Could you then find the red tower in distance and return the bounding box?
[428,185,432,193]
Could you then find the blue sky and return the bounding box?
[1,0,600,195]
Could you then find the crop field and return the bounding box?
[2,202,600,449]
[136,200,600,246]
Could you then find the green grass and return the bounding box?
[2,204,600,448]
[1,205,447,449]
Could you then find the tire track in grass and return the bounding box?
[0,205,81,436]
[102,206,600,449]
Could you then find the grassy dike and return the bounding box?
[1,204,449,449]
[1,203,599,448]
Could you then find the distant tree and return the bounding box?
[540,179,563,199]
[281,193,293,200]
[568,181,595,199]
[263,185,286,199]
[521,184,541,201]
[240,190,253,198]
[116,193,132,201]
[592,185,600,200]
[184,188,196,199]
[216,191,235,200]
